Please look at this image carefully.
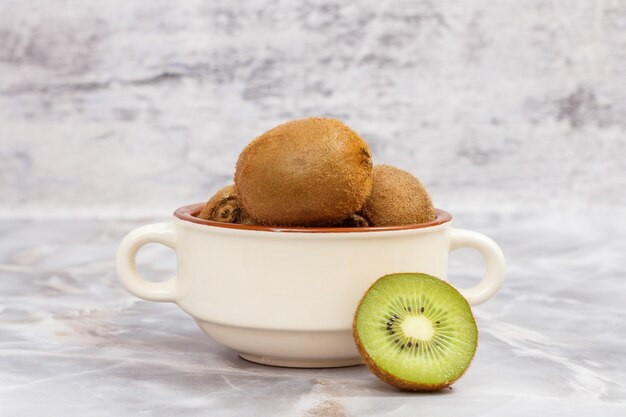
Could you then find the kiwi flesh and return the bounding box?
[197,185,251,224]
[353,273,477,391]
[361,165,436,227]
[234,117,373,227]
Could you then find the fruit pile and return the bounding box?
[197,117,436,227]
[196,117,478,392]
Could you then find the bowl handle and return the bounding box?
[449,228,505,305]
[116,222,178,302]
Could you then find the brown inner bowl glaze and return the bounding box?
[174,203,452,233]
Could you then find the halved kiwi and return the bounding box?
[353,273,477,391]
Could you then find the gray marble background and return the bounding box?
[2,0,625,218]
[1,1,626,416]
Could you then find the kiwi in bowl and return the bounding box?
[361,165,436,227]
[234,117,373,227]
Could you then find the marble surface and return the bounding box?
[1,212,625,416]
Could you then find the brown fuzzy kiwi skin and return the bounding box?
[197,185,253,224]
[336,213,369,227]
[234,117,373,227]
[361,165,436,227]
[352,274,477,392]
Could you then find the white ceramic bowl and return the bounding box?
[116,203,505,368]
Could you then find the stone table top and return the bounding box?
[1,214,625,416]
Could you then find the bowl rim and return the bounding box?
[174,202,452,233]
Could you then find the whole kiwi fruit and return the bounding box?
[197,184,253,224]
[235,117,373,226]
[361,165,436,226]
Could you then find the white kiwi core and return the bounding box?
[401,315,434,341]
